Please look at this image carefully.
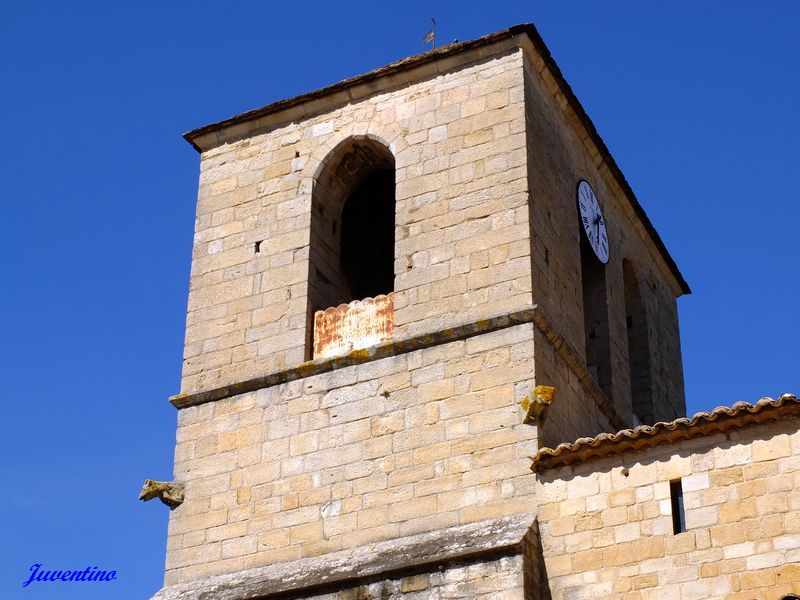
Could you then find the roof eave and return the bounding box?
[532,394,800,473]
[183,26,530,153]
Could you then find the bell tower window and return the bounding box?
[576,180,613,404]
[307,137,396,359]
[580,230,613,404]
[624,258,654,424]
[340,169,395,301]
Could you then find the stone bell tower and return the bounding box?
[153,23,688,599]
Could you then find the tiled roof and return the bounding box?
[532,394,800,473]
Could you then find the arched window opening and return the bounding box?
[580,235,613,403]
[340,169,395,300]
[307,137,396,359]
[624,259,654,425]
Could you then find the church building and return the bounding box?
[148,24,800,600]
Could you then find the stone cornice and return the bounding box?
[170,305,625,433]
[171,307,540,409]
[150,514,533,600]
[183,28,523,153]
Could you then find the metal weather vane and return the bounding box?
[422,18,436,49]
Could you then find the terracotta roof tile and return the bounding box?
[532,394,800,473]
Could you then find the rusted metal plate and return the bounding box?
[313,293,394,360]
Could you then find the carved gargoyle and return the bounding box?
[519,385,556,425]
[139,479,185,509]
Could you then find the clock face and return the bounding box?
[577,180,610,264]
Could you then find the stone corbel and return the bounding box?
[139,480,185,510]
[520,385,555,425]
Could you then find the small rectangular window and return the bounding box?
[670,479,686,534]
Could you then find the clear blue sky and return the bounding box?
[1,2,797,598]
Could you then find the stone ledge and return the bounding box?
[170,307,540,409]
[170,304,624,433]
[150,514,534,600]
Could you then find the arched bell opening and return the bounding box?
[307,137,396,359]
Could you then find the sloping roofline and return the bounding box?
[183,23,690,294]
[532,394,800,472]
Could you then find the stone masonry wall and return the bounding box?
[520,41,685,437]
[165,324,538,585]
[299,555,527,600]
[181,29,686,439]
[182,44,532,395]
[531,324,616,448]
[536,418,800,599]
